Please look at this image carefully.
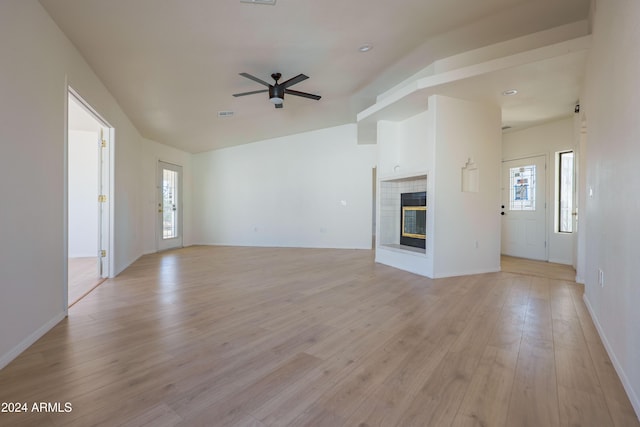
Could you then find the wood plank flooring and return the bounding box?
[0,246,637,426]
[68,256,104,307]
[500,255,576,281]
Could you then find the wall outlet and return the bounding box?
[598,268,604,287]
[474,240,479,248]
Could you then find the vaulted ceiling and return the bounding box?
[39,0,591,153]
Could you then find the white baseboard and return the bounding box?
[548,257,572,265]
[583,294,640,421]
[433,266,501,279]
[0,312,66,370]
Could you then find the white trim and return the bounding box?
[67,86,116,279]
[0,313,66,370]
[107,126,116,278]
[68,87,110,128]
[548,257,572,265]
[502,152,549,163]
[432,267,501,278]
[583,294,640,421]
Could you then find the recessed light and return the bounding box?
[358,43,373,53]
[502,89,518,96]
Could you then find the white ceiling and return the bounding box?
[39,0,591,153]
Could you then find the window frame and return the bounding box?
[557,150,574,233]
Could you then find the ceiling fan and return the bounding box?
[232,72,321,109]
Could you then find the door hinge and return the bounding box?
[100,249,107,258]
[98,195,107,203]
[99,129,107,148]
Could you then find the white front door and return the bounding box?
[158,161,183,251]
[501,155,547,260]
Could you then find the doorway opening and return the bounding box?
[67,89,112,307]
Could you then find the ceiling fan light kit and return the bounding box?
[233,72,321,109]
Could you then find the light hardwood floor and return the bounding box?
[1,246,637,426]
[68,257,104,307]
[500,255,576,281]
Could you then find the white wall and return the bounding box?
[0,0,193,370]
[502,118,576,265]
[581,0,640,418]
[68,130,99,257]
[432,95,502,277]
[192,124,377,249]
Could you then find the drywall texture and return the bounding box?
[582,0,640,418]
[192,124,377,249]
[431,95,502,277]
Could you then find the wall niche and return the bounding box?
[461,158,479,193]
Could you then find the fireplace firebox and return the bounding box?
[400,192,426,249]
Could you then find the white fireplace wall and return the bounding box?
[376,108,434,277]
[374,95,500,278]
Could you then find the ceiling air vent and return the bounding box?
[218,111,234,118]
[240,0,276,5]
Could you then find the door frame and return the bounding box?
[157,160,183,251]
[65,86,115,309]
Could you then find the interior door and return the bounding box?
[158,161,183,251]
[501,155,547,260]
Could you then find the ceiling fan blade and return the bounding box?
[280,73,309,89]
[285,89,321,100]
[238,72,271,87]
[232,89,269,97]
[275,103,284,109]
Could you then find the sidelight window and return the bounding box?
[558,151,574,233]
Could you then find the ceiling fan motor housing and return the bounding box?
[269,85,285,102]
